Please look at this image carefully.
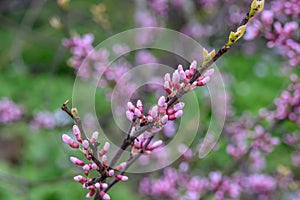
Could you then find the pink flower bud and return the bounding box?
[116,174,128,181]
[99,191,110,200]
[108,169,114,176]
[127,102,135,111]
[99,142,110,156]
[115,162,127,170]
[148,140,163,150]
[62,134,79,148]
[158,96,166,107]
[150,106,158,118]
[134,108,142,117]
[101,183,108,189]
[146,115,153,122]
[190,60,197,69]
[177,64,183,71]
[158,105,167,114]
[70,142,79,149]
[74,175,86,183]
[87,185,94,190]
[167,108,175,115]
[164,81,170,89]
[185,69,190,76]
[137,100,143,107]
[172,70,180,83]
[179,70,186,80]
[164,84,172,94]
[175,110,183,118]
[161,115,168,124]
[197,76,210,86]
[202,76,210,84]
[174,102,185,111]
[73,125,82,143]
[91,163,98,170]
[203,68,214,77]
[102,155,108,166]
[62,134,72,144]
[83,164,90,171]
[70,156,85,166]
[168,114,175,120]
[86,189,95,198]
[164,73,171,82]
[82,140,89,149]
[90,131,99,143]
[95,182,101,188]
[126,110,134,121]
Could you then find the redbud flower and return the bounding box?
[70,156,85,166]
[90,131,99,143]
[83,164,90,171]
[99,191,110,200]
[158,96,166,107]
[99,142,110,156]
[86,189,95,198]
[115,162,127,171]
[147,140,163,150]
[82,140,89,149]
[126,110,134,121]
[102,155,108,166]
[73,125,82,143]
[74,175,87,184]
[116,174,129,181]
[108,169,114,176]
[62,134,79,148]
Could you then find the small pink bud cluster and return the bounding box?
[62,125,130,199]
[164,61,214,96]
[125,62,214,135]
[126,97,184,134]
[131,133,163,155]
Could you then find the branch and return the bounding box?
[104,135,154,193]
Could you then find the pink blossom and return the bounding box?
[0,98,23,124]
[30,111,56,130]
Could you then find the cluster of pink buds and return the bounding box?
[126,97,184,134]
[131,133,163,156]
[126,61,214,134]
[62,125,130,199]
[164,61,214,97]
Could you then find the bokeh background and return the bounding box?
[0,0,299,199]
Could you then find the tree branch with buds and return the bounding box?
[60,1,265,199]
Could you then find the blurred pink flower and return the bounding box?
[0,98,23,124]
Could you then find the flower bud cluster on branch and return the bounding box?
[60,1,267,199]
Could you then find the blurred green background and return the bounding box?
[0,0,294,200]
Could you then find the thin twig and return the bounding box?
[104,135,154,193]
